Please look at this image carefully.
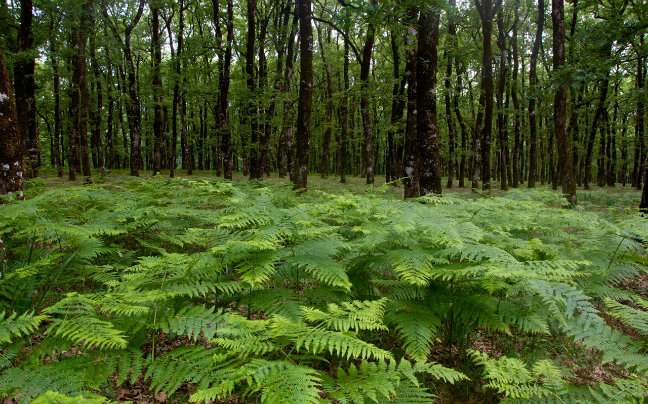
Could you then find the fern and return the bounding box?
[31,391,112,404]
[0,310,46,344]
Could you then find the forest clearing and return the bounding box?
[2,0,648,401]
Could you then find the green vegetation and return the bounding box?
[0,175,647,403]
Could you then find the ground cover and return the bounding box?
[1,172,647,403]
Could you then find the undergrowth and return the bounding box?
[1,177,647,403]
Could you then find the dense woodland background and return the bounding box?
[0,0,646,202]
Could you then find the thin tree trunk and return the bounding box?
[528,0,544,188]
[511,1,520,187]
[103,0,145,177]
[633,37,645,189]
[152,6,163,175]
[584,68,610,189]
[445,6,457,189]
[496,10,508,191]
[339,34,350,184]
[360,2,377,185]
[50,21,63,178]
[317,24,334,178]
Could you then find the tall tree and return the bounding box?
[527,0,544,188]
[475,0,503,192]
[49,17,63,178]
[511,0,521,188]
[496,9,509,191]
[360,0,377,185]
[293,0,313,190]
[403,15,419,198]
[152,4,163,175]
[417,8,442,196]
[14,0,38,178]
[552,0,576,205]
[0,44,24,199]
[103,0,145,177]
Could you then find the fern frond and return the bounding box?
[31,391,112,404]
[605,297,648,336]
[0,310,46,344]
[302,298,388,332]
[158,305,226,342]
[43,294,127,350]
[385,302,440,362]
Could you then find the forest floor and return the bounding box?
[8,169,647,404]
[32,167,643,208]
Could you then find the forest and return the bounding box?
[1,0,648,402]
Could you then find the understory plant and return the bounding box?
[0,178,647,403]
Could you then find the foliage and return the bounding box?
[0,178,647,402]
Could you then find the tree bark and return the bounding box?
[0,44,24,199]
[511,1,521,187]
[417,10,442,196]
[496,10,509,191]
[475,0,502,192]
[317,24,334,179]
[445,4,457,189]
[152,6,163,175]
[103,0,145,177]
[339,32,350,184]
[50,20,63,178]
[293,0,313,190]
[403,17,419,199]
[528,0,544,188]
[14,0,38,179]
[360,3,377,185]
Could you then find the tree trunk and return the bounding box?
[152,6,163,175]
[89,28,105,176]
[475,0,502,192]
[511,1,521,187]
[454,61,468,188]
[360,4,377,185]
[496,10,509,191]
[293,0,313,190]
[0,44,25,199]
[403,17,419,199]
[317,24,334,179]
[445,5,457,189]
[50,21,63,178]
[528,0,544,188]
[584,68,610,190]
[417,10,442,196]
[104,0,145,177]
[633,38,645,189]
[339,34,350,184]
[14,0,38,179]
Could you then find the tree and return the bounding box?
[293,0,313,190]
[0,43,24,198]
[417,8,442,196]
[552,0,576,205]
[152,4,163,176]
[527,0,543,188]
[103,0,146,177]
[475,0,503,192]
[13,0,38,179]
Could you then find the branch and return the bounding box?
[125,0,146,36]
[312,17,361,64]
